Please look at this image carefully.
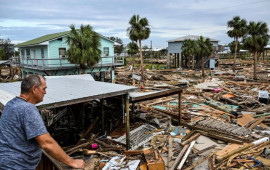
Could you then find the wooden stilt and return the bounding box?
[178,91,182,125]
[101,99,105,135]
[125,94,130,150]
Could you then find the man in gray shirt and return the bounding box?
[0,75,85,169]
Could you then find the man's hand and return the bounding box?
[36,133,85,169]
[69,159,85,169]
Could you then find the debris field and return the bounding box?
[37,61,270,169]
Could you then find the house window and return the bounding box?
[26,49,30,59]
[41,48,44,58]
[103,47,109,56]
[21,50,25,59]
[59,48,66,58]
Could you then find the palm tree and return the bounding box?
[227,16,247,72]
[127,42,139,71]
[228,41,241,55]
[243,21,269,80]
[67,24,101,74]
[127,14,151,83]
[181,39,196,69]
[196,36,213,77]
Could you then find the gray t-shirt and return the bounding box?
[0,97,48,170]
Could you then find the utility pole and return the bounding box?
[150,40,153,69]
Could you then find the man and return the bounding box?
[0,75,85,169]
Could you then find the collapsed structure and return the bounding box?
[1,58,270,169]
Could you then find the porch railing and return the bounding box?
[13,56,124,69]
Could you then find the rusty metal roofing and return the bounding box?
[0,75,137,111]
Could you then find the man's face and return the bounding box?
[33,78,47,104]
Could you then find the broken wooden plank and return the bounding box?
[248,117,265,130]
[185,152,214,170]
[170,144,189,170]
[144,149,165,170]
[181,133,200,146]
[177,141,196,169]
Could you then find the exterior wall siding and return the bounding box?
[48,37,71,67]
[20,45,49,66]
[168,42,182,54]
[99,38,114,64]
[168,41,219,54]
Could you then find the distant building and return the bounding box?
[167,35,219,68]
[15,31,123,81]
[0,43,15,53]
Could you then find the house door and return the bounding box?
[33,49,37,66]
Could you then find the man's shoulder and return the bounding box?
[6,97,36,111]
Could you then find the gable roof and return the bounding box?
[15,31,70,47]
[15,30,115,47]
[168,35,219,43]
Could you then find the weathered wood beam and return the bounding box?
[101,99,105,134]
[125,94,130,150]
[178,91,182,125]
[131,88,185,103]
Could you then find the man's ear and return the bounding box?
[31,85,37,94]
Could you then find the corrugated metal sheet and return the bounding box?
[0,60,10,65]
[0,75,137,109]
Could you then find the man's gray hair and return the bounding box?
[21,74,45,94]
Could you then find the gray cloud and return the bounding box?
[0,0,269,48]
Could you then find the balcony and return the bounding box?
[13,56,124,70]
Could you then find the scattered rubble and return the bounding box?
[4,59,270,169]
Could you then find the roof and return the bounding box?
[168,35,219,43]
[15,31,70,47]
[0,60,10,65]
[15,30,116,47]
[0,74,137,111]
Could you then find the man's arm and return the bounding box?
[35,133,85,169]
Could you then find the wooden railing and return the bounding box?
[12,56,124,69]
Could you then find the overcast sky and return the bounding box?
[0,0,269,48]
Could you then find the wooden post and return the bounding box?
[100,72,105,82]
[101,99,105,135]
[125,94,130,150]
[132,103,135,115]
[111,68,115,83]
[42,58,45,68]
[178,91,182,125]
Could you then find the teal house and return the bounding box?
[15,31,123,81]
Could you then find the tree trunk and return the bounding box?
[80,64,86,74]
[195,56,201,69]
[192,55,195,69]
[188,55,190,69]
[201,56,205,77]
[139,40,144,84]
[233,37,238,72]
[132,55,134,73]
[254,51,258,80]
